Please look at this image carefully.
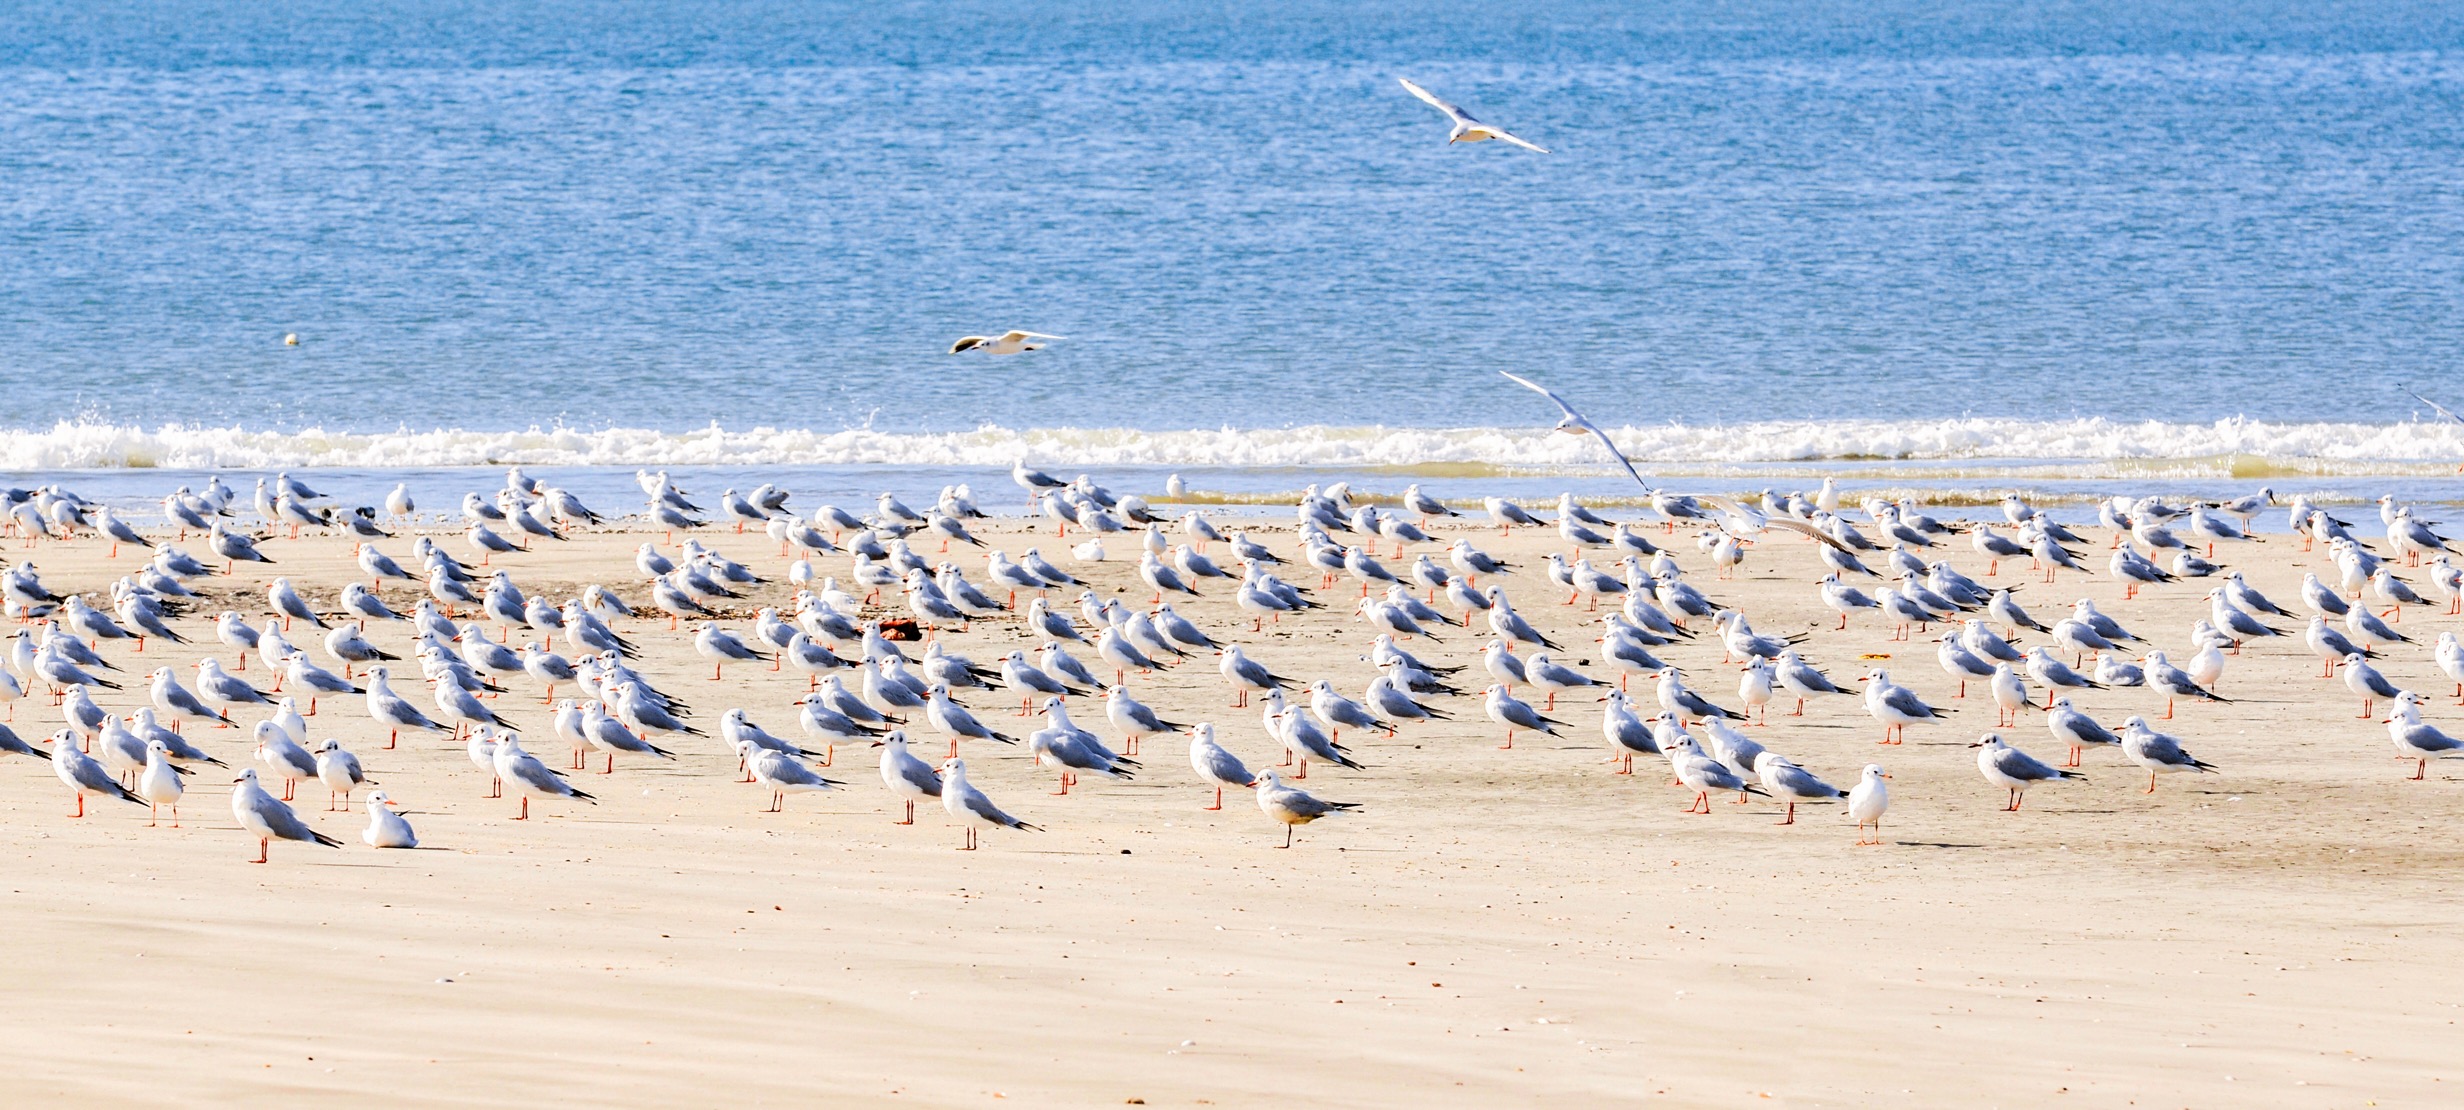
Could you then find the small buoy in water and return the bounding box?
[282,333,299,346]
[1165,473,1186,500]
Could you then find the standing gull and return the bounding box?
[2117,716,2219,793]
[493,733,598,820]
[1847,765,1891,845]
[874,731,943,824]
[2044,696,2122,767]
[2385,691,2464,780]
[1187,723,1256,810]
[137,740,186,827]
[1752,752,1845,826]
[1971,734,2082,812]
[53,729,142,816]
[737,739,844,812]
[1251,769,1359,848]
[230,768,342,862]
[938,758,1040,849]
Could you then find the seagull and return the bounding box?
[1398,78,1550,153]
[1026,697,1136,795]
[581,702,676,772]
[949,331,1064,355]
[720,708,821,767]
[1482,683,1564,749]
[1186,723,1256,811]
[149,667,234,730]
[1991,590,2049,633]
[1935,635,1995,697]
[493,733,597,820]
[1251,769,1359,848]
[1269,702,1361,778]
[939,757,1040,849]
[1523,652,1597,710]
[465,729,503,799]
[312,739,367,811]
[1218,645,1293,708]
[1655,667,1743,723]
[1599,691,1660,773]
[2386,691,2464,780]
[1498,372,1641,487]
[2143,650,2229,718]
[1971,733,2083,811]
[1306,679,1391,742]
[2024,647,2102,706]
[2117,716,2219,793]
[230,768,342,862]
[1105,686,1186,754]
[2044,696,2123,767]
[2343,653,2404,718]
[2408,386,2464,427]
[1698,495,1854,553]
[135,710,219,769]
[1483,586,1558,649]
[1753,752,1845,826]
[1772,650,1851,716]
[693,622,769,680]
[737,739,844,812]
[874,731,943,824]
[252,720,319,801]
[924,683,1019,756]
[53,729,143,817]
[1847,764,1891,845]
[364,666,447,748]
[1861,669,1947,745]
[1666,736,1765,813]
[361,791,418,848]
[1818,573,1879,630]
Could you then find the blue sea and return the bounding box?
[4,0,2463,517]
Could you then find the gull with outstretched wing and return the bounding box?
[1499,371,1646,489]
[949,331,1065,355]
[2409,387,2464,424]
[1696,494,1854,553]
[1400,79,1550,153]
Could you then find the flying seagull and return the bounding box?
[949,331,1064,355]
[1499,371,1645,489]
[1697,494,1854,553]
[2411,389,2464,473]
[1399,79,1549,153]
[2409,387,2464,424]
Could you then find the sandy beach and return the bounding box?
[1,509,2458,1108]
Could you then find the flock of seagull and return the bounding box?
[2,447,2461,862]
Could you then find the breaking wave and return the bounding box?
[2,417,2461,475]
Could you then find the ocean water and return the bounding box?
[5,0,2463,515]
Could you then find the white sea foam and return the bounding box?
[2,418,2460,475]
